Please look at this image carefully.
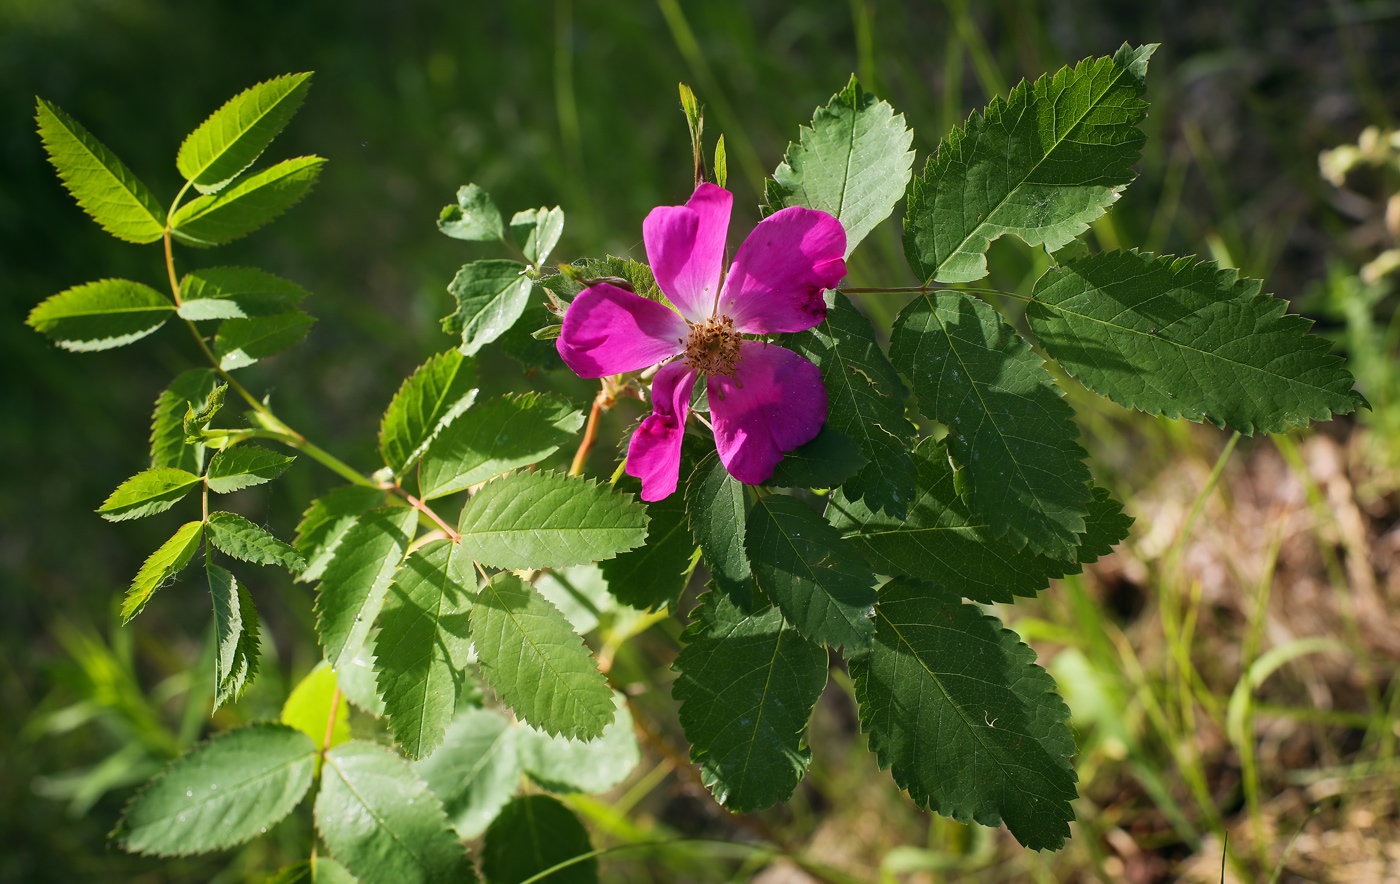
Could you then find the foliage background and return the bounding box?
[2,1,1397,881]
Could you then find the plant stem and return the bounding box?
[322,686,341,752]
[399,488,460,541]
[569,387,607,477]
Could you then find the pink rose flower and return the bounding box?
[556,183,846,500]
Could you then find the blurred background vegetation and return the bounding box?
[3,0,1399,881]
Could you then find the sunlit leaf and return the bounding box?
[206,512,306,570]
[122,521,204,623]
[442,260,533,356]
[28,279,174,351]
[206,443,296,493]
[417,393,581,501]
[178,266,308,321]
[314,507,417,670]
[97,468,201,522]
[414,708,521,839]
[176,72,313,193]
[170,156,324,247]
[379,349,479,476]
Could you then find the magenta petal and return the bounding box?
[556,283,688,378]
[627,361,698,500]
[643,183,733,322]
[718,206,847,334]
[709,342,827,485]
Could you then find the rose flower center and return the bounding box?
[682,314,742,376]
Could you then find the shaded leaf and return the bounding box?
[1076,485,1133,563]
[150,369,218,472]
[281,661,350,749]
[499,299,567,373]
[170,156,324,247]
[767,426,867,489]
[379,349,479,476]
[313,507,417,670]
[686,451,753,610]
[442,260,533,356]
[517,692,639,794]
[414,708,522,839]
[176,72,313,193]
[438,183,504,242]
[177,266,308,321]
[208,562,260,710]
[206,443,296,493]
[28,279,173,351]
[206,512,306,570]
[418,392,582,500]
[481,795,597,884]
[97,468,201,522]
[293,486,388,583]
[600,477,695,612]
[122,521,204,623]
[266,858,359,884]
[215,310,315,370]
[335,636,388,718]
[533,564,614,635]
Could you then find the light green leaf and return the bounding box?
[438,183,505,242]
[673,593,828,812]
[480,795,598,884]
[27,279,174,351]
[112,723,316,856]
[150,369,218,472]
[208,562,260,710]
[414,708,522,839]
[97,468,201,522]
[183,383,227,440]
[379,349,479,476]
[903,43,1155,284]
[767,426,867,489]
[206,443,296,493]
[35,98,165,244]
[456,471,648,570]
[267,858,359,884]
[533,564,614,635]
[206,512,306,570]
[294,486,389,583]
[375,540,476,760]
[1027,250,1365,434]
[442,260,533,356]
[316,741,476,884]
[170,156,324,247]
[745,495,876,652]
[685,451,753,610]
[713,133,728,189]
[122,521,204,623]
[418,392,582,501]
[336,636,389,717]
[765,75,915,258]
[851,579,1078,850]
[176,72,313,193]
[215,310,315,370]
[281,661,350,749]
[510,206,565,265]
[178,266,309,320]
[600,478,694,612]
[789,291,917,517]
[890,290,1092,559]
[314,507,417,670]
[518,692,639,794]
[471,572,614,739]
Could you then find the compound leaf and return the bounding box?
[122,521,204,623]
[206,512,306,570]
[414,708,521,839]
[208,562,260,710]
[170,156,324,247]
[480,795,597,884]
[314,507,417,671]
[214,310,315,370]
[150,369,219,472]
[685,451,753,610]
[176,72,313,193]
[294,486,388,583]
[178,266,309,321]
[97,468,201,522]
[28,279,173,351]
[438,183,505,242]
[418,393,582,500]
[442,259,533,356]
[206,443,296,493]
[379,349,479,476]
[517,692,639,794]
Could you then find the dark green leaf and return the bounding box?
[686,451,753,610]
[673,593,828,812]
[293,486,388,583]
[27,279,174,351]
[1027,250,1365,433]
[471,572,614,740]
[35,98,165,243]
[851,579,1078,850]
[600,478,695,612]
[1076,485,1133,563]
[97,468,201,522]
[122,521,204,623]
[890,290,1091,559]
[170,156,324,247]
[206,512,306,570]
[177,266,309,320]
[510,206,565,265]
[499,299,568,373]
[765,75,915,258]
[480,795,597,884]
[112,723,316,856]
[208,562,260,710]
[314,507,417,670]
[266,858,358,884]
[150,369,218,472]
[442,259,533,356]
[317,741,476,884]
[414,708,521,839]
[438,183,505,242]
[903,44,1155,284]
[206,443,296,493]
[517,692,639,794]
[745,495,876,652]
[379,349,479,476]
[767,426,867,489]
[418,392,582,501]
[176,72,313,193]
[215,310,315,370]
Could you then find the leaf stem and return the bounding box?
[321,686,341,753]
[397,486,460,541]
[569,385,609,477]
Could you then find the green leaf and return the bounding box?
[27,279,174,351]
[379,349,479,476]
[183,383,228,440]
[438,183,505,242]
[442,260,533,356]
[336,636,389,717]
[316,741,476,884]
[890,290,1092,559]
[600,478,695,611]
[294,486,389,583]
[176,72,314,193]
[208,562,260,710]
[150,369,218,472]
[418,393,582,500]
[97,468,201,522]
[765,75,915,259]
[789,291,917,517]
[767,426,867,489]
[206,512,306,570]
[499,299,568,373]
[510,207,565,265]
[122,521,204,623]
[375,540,476,760]
[713,133,728,189]
[745,495,876,651]
[1027,250,1366,433]
[170,156,324,247]
[215,310,315,370]
[1076,485,1133,563]
[267,858,359,884]
[112,723,316,856]
[903,43,1156,284]
[472,572,614,739]
[851,579,1078,850]
[415,708,522,839]
[533,564,614,635]
[206,443,296,493]
[673,593,828,812]
[35,98,165,244]
[481,795,597,884]
[517,692,639,794]
[685,452,753,610]
[314,507,417,670]
[456,472,648,570]
[178,266,309,320]
[282,661,350,749]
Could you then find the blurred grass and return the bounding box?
[2,1,1398,881]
